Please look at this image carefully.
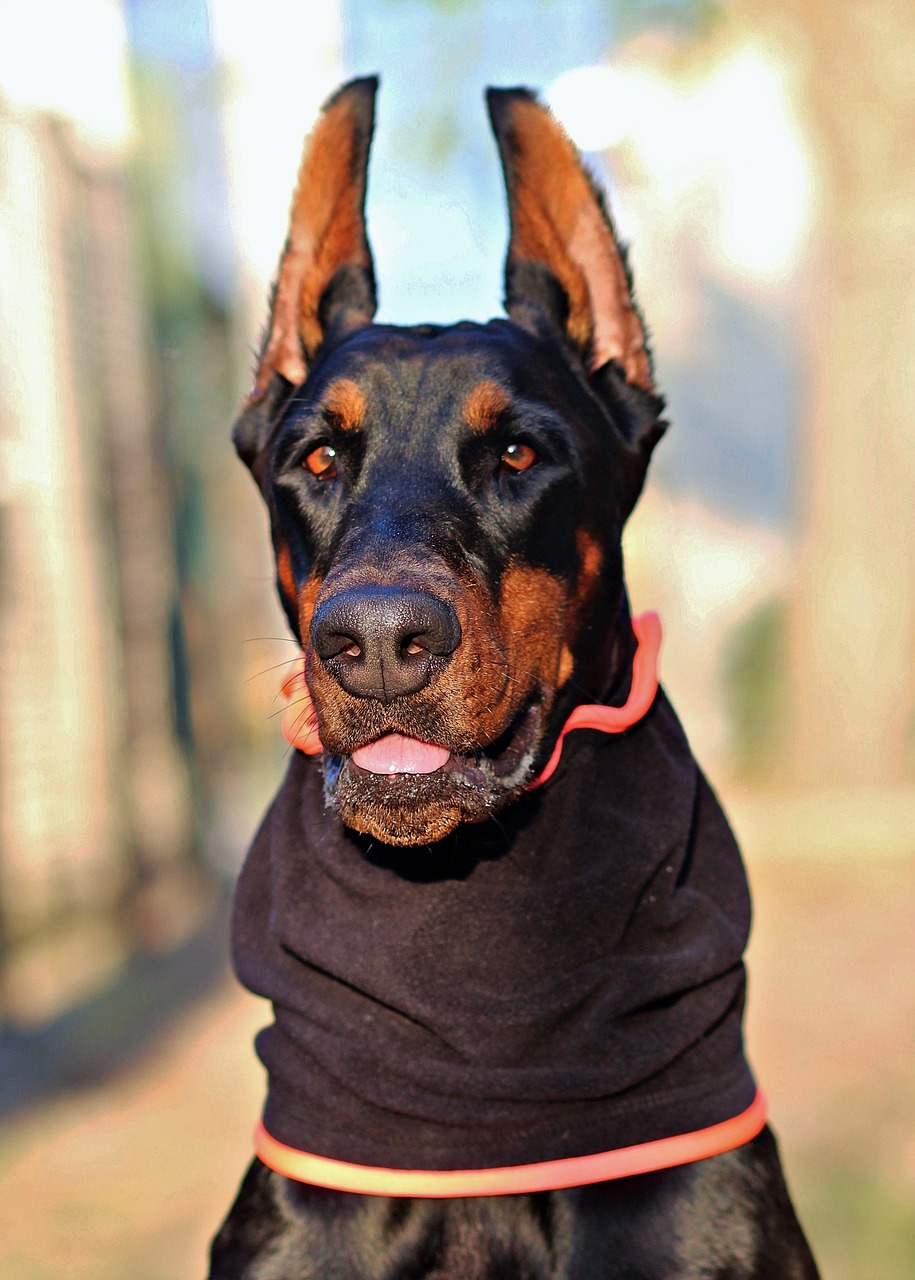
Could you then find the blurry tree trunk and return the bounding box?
[746,0,915,784]
[84,168,196,869]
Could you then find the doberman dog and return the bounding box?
[208,79,819,1279]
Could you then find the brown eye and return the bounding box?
[499,442,538,473]
[303,444,338,479]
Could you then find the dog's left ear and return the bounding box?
[234,76,379,472]
[486,86,655,393]
[487,87,664,515]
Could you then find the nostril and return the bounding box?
[314,627,364,661]
[397,604,462,662]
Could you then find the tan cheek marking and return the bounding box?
[276,542,296,605]
[419,577,511,748]
[322,377,367,433]
[565,529,603,637]
[576,528,603,587]
[540,529,605,693]
[297,572,323,641]
[553,531,604,688]
[499,561,568,690]
[573,527,601,622]
[462,380,510,433]
[558,644,575,687]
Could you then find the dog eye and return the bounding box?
[303,444,338,480]
[499,442,538,474]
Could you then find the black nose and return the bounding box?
[311,585,462,702]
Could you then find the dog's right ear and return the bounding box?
[233,76,379,473]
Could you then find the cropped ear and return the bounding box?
[234,76,379,470]
[486,86,653,392]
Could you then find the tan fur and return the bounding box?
[343,797,464,847]
[498,561,568,696]
[558,644,575,687]
[297,572,324,642]
[250,89,372,399]
[551,529,604,688]
[323,378,367,433]
[501,96,653,389]
[463,380,511,433]
[568,529,603,628]
[276,542,296,606]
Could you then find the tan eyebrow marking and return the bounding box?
[463,380,511,433]
[322,378,367,432]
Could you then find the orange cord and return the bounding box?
[528,611,661,788]
[254,1088,767,1197]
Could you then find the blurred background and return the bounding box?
[0,0,912,1275]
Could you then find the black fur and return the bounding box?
[211,1130,817,1278]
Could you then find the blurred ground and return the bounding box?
[0,972,264,1280]
[0,800,913,1280]
[745,850,915,1279]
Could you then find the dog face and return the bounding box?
[234,79,665,846]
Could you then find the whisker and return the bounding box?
[245,657,305,684]
[282,700,321,757]
[243,636,301,645]
[267,695,317,724]
[487,812,509,840]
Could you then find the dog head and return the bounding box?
[234,78,665,846]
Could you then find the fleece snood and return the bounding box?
[232,689,757,1172]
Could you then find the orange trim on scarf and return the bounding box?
[254,1088,767,1197]
[279,611,662,771]
[527,610,661,789]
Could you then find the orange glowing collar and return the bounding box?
[526,610,661,787]
[279,610,663,782]
[255,1089,768,1197]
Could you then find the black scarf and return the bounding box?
[232,689,756,1172]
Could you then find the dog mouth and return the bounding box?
[349,696,541,784]
[322,696,545,846]
[350,735,452,776]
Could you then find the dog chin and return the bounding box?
[322,701,544,847]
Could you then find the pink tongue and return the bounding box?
[351,734,450,775]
